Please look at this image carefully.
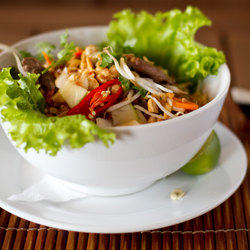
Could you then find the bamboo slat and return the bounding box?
[222,199,237,250]
[0,210,11,249]
[34,225,48,250]
[43,228,58,250]
[162,227,172,250]
[86,233,98,250]
[23,222,39,250]
[182,221,193,250]
[141,232,151,250]
[171,224,182,250]
[1,214,20,250]
[120,233,131,250]
[203,212,215,250]
[97,234,109,250]
[192,216,204,250]
[12,218,30,250]
[151,232,162,250]
[213,206,226,250]
[130,233,141,250]
[66,231,79,250]
[109,234,120,250]
[55,230,68,250]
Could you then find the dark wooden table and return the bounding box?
[0,1,250,249]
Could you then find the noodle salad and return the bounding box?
[0,7,225,155]
[39,45,208,127]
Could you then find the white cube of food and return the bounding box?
[55,67,68,88]
[59,79,88,108]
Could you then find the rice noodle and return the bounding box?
[134,105,165,119]
[106,91,141,112]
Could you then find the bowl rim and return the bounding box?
[0,25,231,132]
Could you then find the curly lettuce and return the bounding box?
[106,6,226,83]
[0,68,115,156]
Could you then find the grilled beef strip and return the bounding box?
[22,57,56,97]
[125,56,175,84]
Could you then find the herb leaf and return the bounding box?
[132,86,148,97]
[60,30,69,47]
[118,74,131,91]
[100,53,113,68]
[35,42,56,62]
[19,51,32,58]
[42,32,76,73]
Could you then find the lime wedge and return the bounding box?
[181,130,221,175]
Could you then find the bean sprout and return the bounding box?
[134,105,165,119]
[106,91,141,112]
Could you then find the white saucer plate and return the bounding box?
[0,122,247,233]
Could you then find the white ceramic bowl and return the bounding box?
[0,26,230,196]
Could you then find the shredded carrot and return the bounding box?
[42,51,52,65]
[173,97,198,110]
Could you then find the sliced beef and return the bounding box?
[22,57,55,97]
[125,56,174,84]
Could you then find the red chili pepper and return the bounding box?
[75,50,83,57]
[67,78,123,119]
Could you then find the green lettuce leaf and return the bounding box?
[106,6,226,83]
[0,68,115,156]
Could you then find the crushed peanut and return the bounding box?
[170,188,185,201]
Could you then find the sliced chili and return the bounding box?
[67,78,122,119]
[75,50,83,57]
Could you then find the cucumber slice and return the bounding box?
[136,109,147,124]
[118,120,141,126]
[111,104,140,126]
